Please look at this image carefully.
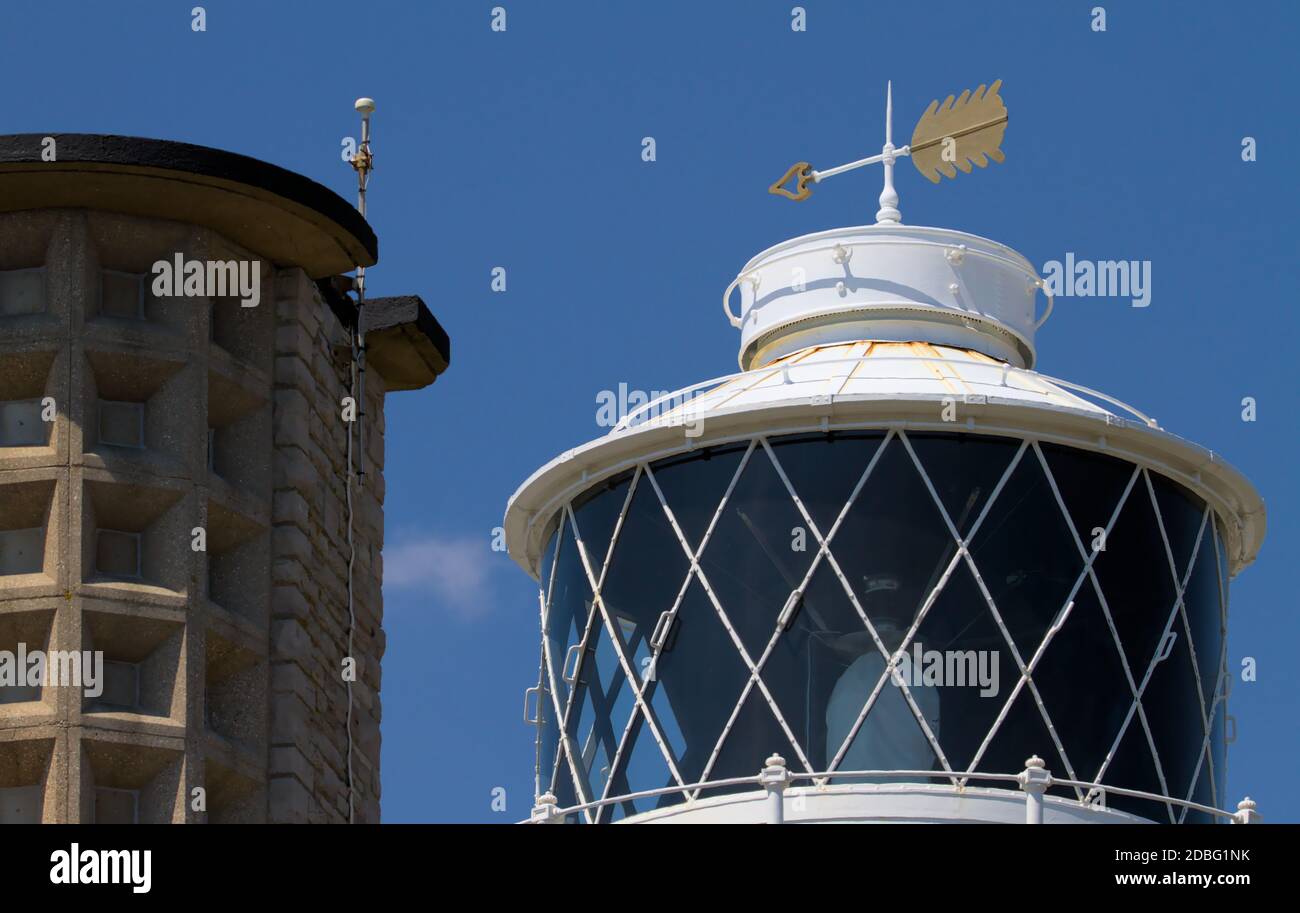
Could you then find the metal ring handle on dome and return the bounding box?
[723,273,757,328]
[1032,279,1054,330]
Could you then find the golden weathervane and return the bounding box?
[768,80,1009,222]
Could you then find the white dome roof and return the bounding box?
[629,340,1114,432]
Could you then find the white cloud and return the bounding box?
[384,534,494,618]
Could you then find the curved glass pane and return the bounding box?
[696,445,813,660]
[572,470,634,581]
[763,561,875,772]
[1092,473,1177,675]
[1031,578,1132,784]
[969,444,1081,661]
[767,432,884,535]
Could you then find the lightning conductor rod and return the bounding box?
[352,96,375,477]
[343,95,375,825]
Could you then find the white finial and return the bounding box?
[876,81,902,224]
[885,80,893,145]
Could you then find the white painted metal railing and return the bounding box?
[526,754,1260,825]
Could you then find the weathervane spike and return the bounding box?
[885,79,893,144]
[876,81,901,225]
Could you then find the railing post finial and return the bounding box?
[759,754,791,825]
[530,791,563,824]
[1018,755,1051,824]
[1233,796,1261,824]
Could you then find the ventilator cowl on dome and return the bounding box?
[727,223,1046,371]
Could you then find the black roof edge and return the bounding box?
[0,132,377,267]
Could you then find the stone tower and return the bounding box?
[0,134,449,823]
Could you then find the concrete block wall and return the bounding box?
[0,208,388,823]
[268,269,386,824]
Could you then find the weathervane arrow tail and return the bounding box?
[769,161,814,201]
[909,80,1007,183]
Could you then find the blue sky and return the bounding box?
[7,0,1296,822]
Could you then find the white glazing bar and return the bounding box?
[585,468,658,818]
[960,442,1140,795]
[1182,662,1229,821]
[1092,471,1209,822]
[1054,466,1152,785]
[802,433,975,780]
[532,531,565,800]
[611,442,757,801]
[555,501,640,819]
[595,467,643,589]
[565,503,691,800]
[821,434,1030,778]
[896,432,1082,786]
[720,431,898,788]
[537,522,597,819]
[1173,506,1218,810]
[1207,521,1231,810]
[642,452,817,777]
[1138,471,1211,821]
[962,443,1131,793]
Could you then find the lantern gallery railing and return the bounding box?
[610,351,1160,435]
[526,755,1261,825]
